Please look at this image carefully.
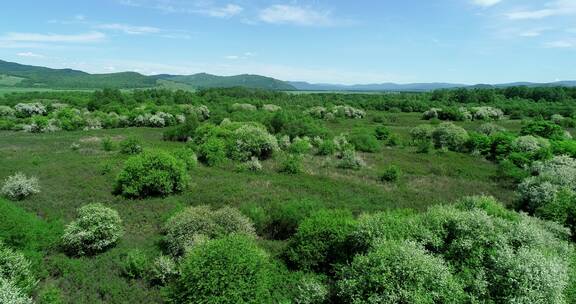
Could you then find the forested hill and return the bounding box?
[0,60,296,90]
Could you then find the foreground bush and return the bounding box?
[0,242,36,294]
[115,151,189,198]
[61,203,124,256]
[163,205,256,256]
[286,209,357,273]
[168,235,275,303]
[1,173,40,201]
[0,278,32,304]
[337,240,464,303]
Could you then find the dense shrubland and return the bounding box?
[1,86,576,303]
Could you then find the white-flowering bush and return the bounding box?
[517,178,561,212]
[83,117,102,130]
[531,155,576,188]
[294,275,329,304]
[410,124,434,142]
[61,203,124,256]
[148,114,166,127]
[278,135,291,150]
[333,134,351,151]
[14,103,46,117]
[236,157,263,172]
[1,173,40,200]
[471,106,504,121]
[431,122,469,151]
[0,278,32,304]
[458,107,473,121]
[305,107,328,119]
[262,104,281,112]
[175,114,186,124]
[163,205,256,256]
[512,135,550,153]
[0,243,36,293]
[422,108,442,120]
[551,114,564,124]
[333,105,365,119]
[478,123,504,136]
[230,125,279,161]
[231,103,257,111]
[0,106,14,117]
[194,105,211,120]
[149,255,179,285]
[337,149,365,170]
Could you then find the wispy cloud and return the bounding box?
[259,5,334,26]
[544,40,576,48]
[16,52,45,58]
[0,32,106,43]
[506,0,576,20]
[95,23,161,35]
[471,0,502,8]
[118,0,242,18]
[224,52,256,60]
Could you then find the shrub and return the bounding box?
[231,103,257,111]
[263,104,281,112]
[288,137,312,155]
[293,273,329,304]
[171,148,197,169]
[432,122,469,151]
[337,240,464,304]
[162,115,199,142]
[101,136,115,151]
[379,165,402,183]
[333,105,365,119]
[70,143,80,151]
[114,151,189,198]
[521,120,568,140]
[197,137,227,166]
[229,125,279,161]
[267,199,323,240]
[168,235,275,303]
[149,255,178,285]
[236,157,262,172]
[350,133,381,153]
[119,137,143,155]
[471,106,504,120]
[61,203,124,256]
[163,205,256,256]
[0,278,32,304]
[1,173,40,201]
[286,209,357,273]
[512,135,550,153]
[422,108,442,120]
[478,123,504,136]
[316,139,337,156]
[374,126,391,140]
[120,249,148,279]
[410,124,434,143]
[0,106,15,117]
[14,103,46,118]
[0,243,36,293]
[279,154,304,174]
[337,149,365,170]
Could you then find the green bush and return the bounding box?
[379,165,402,183]
[61,203,124,256]
[267,199,323,240]
[171,148,197,169]
[374,126,391,141]
[279,153,304,174]
[119,137,143,155]
[168,235,275,304]
[286,209,357,273]
[101,136,116,151]
[162,115,199,142]
[350,133,381,153]
[115,151,189,198]
[316,139,337,156]
[337,149,365,170]
[197,137,227,166]
[337,240,464,304]
[120,249,149,279]
[288,138,312,155]
[163,205,256,256]
[521,120,568,140]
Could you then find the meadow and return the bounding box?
[1,87,576,303]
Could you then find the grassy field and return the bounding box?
[0,111,522,303]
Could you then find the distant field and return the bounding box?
[0,74,25,86]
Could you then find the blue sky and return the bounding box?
[0,0,574,84]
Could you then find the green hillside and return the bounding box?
[157,73,296,90]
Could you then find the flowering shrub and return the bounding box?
[230,125,279,161]
[293,274,329,304]
[150,255,178,285]
[0,243,36,293]
[263,104,281,112]
[163,205,255,256]
[422,107,442,120]
[551,114,564,124]
[337,240,464,303]
[471,106,504,120]
[333,105,365,119]
[0,106,15,117]
[512,135,550,153]
[410,124,434,143]
[1,173,40,200]
[431,122,469,151]
[305,107,328,119]
[478,123,504,136]
[115,151,189,198]
[14,103,46,118]
[236,157,263,172]
[0,278,32,304]
[337,149,365,170]
[231,103,257,111]
[61,203,124,256]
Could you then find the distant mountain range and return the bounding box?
[0,59,575,92]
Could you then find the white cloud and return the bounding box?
[506,0,576,20]
[96,23,161,35]
[225,55,239,60]
[0,32,105,43]
[544,40,575,48]
[472,0,502,8]
[203,4,242,18]
[259,5,334,26]
[16,52,44,58]
[519,30,542,37]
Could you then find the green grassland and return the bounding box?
[0,111,518,303]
